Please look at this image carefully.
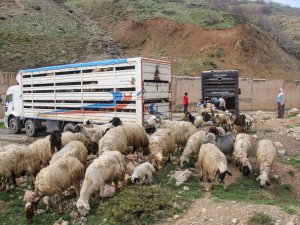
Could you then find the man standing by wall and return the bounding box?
[277,88,285,118]
[183,92,189,113]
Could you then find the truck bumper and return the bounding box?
[4,116,8,128]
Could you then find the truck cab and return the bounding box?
[4,85,22,133]
[202,70,240,114]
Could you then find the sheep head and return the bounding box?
[131,175,139,184]
[208,126,220,136]
[24,202,38,221]
[203,132,216,144]
[49,130,62,156]
[216,170,232,184]
[256,172,270,188]
[242,166,250,177]
[150,153,164,170]
[109,117,123,127]
[76,199,90,216]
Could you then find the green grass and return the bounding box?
[0,122,5,128]
[282,155,300,170]
[0,163,203,225]
[248,212,274,225]
[286,122,300,129]
[212,174,300,214]
[263,128,275,133]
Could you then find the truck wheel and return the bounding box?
[25,119,37,137]
[63,123,75,132]
[9,117,21,134]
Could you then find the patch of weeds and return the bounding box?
[202,60,217,70]
[212,173,300,214]
[248,212,274,225]
[286,124,295,129]
[98,163,203,225]
[0,122,5,128]
[263,128,275,133]
[282,155,300,170]
[245,130,257,134]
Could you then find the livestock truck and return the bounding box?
[4,58,172,136]
[202,70,240,114]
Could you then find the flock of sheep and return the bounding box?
[0,109,277,222]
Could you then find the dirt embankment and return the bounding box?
[102,18,300,79]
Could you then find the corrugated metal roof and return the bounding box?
[20,58,128,73]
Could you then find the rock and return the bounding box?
[286,221,295,225]
[183,186,190,191]
[231,218,239,224]
[275,219,282,225]
[274,141,283,147]
[288,108,299,116]
[32,5,41,11]
[173,215,180,219]
[61,221,69,225]
[16,177,27,186]
[172,169,192,186]
[69,210,79,220]
[100,185,115,198]
[9,185,15,190]
[273,174,279,179]
[37,209,46,214]
[201,208,206,213]
[277,149,285,155]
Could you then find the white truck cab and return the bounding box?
[4,85,22,133]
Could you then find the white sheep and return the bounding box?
[76,151,126,216]
[50,141,88,165]
[98,126,127,155]
[0,144,27,191]
[256,139,277,188]
[225,113,235,130]
[120,123,150,154]
[233,133,252,176]
[197,143,232,190]
[24,156,85,221]
[214,112,227,126]
[149,128,176,169]
[131,162,155,185]
[180,130,207,167]
[160,120,198,149]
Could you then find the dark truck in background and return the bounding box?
[201,70,240,114]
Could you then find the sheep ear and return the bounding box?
[226,171,232,176]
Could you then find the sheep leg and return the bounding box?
[57,194,63,214]
[114,180,120,194]
[75,182,81,198]
[12,174,16,187]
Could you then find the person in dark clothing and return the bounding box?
[211,97,220,109]
[183,92,189,114]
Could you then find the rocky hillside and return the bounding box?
[0,0,299,80]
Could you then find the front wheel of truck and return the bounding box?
[9,117,21,134]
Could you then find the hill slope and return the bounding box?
[0,0,299,80]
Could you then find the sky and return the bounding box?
[270,0,300,8]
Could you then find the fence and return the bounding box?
[171,76,300,112]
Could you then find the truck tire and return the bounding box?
[25,119,37,137]
[63,123,75,132]
[9,117,21,134]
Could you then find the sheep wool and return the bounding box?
[98,126,127,155]
[160,120,198,148]
[149,128,176,169]
[24,156,85,220]
[0,144,27,190]
[131,162,155,185]
[50,141,88,165]
[214,112,226,126]
[120,123,149,152]
[180,130,207,167]
[256,139,277,187]
[197,143,231,187]
[76,151,126,216]
[233,133,252,176]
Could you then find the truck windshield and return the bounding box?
[5,94,13,103]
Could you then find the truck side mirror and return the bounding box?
[239,88,241,95]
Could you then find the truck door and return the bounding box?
[5,93,13,114]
